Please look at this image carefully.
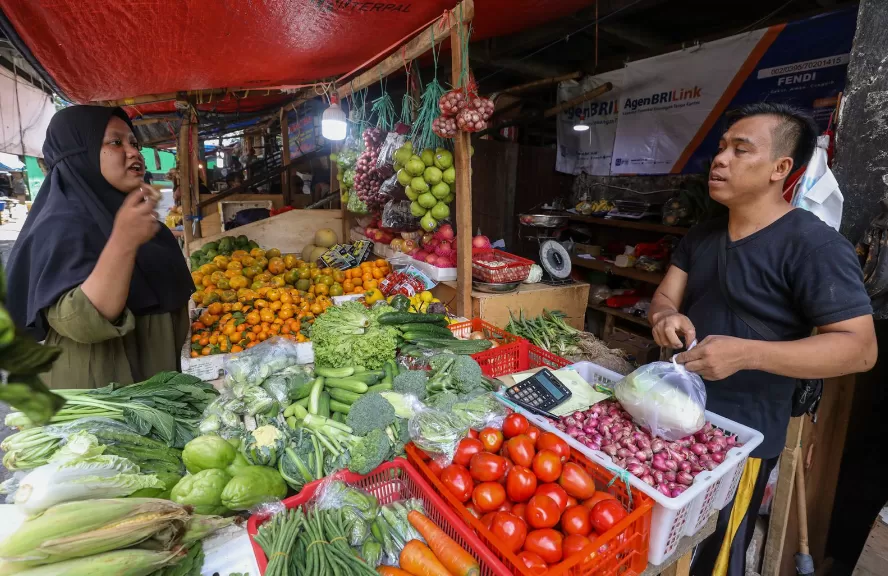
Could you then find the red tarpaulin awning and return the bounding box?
[0,1,594,105]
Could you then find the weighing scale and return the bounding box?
[538,239,574,286]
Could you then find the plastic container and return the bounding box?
[406,443,653,576]
[447,318,526,375]
[471,249,534,283]
[247,457,511,576]
[470,339,571,378]
[514,361,765,564]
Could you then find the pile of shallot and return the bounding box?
[550,399,741,498]
[353,127,393,211]
[434,87,495,137]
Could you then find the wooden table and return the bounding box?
[431,281,590,329]
[642,514,717,576]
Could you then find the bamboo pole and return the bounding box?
[178,114,194,252]
[336,0,475,101]
[279,108,291,202]
[451,12,473,319]
[497,72,583,96]
[190,113,201,239]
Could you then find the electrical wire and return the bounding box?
[734,0,796,34]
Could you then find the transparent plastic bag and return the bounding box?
[313,478,379,519]
[451,393,508,430]
[381,199,419,231]
[408,407,470,462]
[223,337,303,388]
[377,133,407,170]
[614,356,706,441]
[375,498,426,565]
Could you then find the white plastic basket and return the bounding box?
[509,361,763,565]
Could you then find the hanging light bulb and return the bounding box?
[322,93,347,141]
[573,114,589,132]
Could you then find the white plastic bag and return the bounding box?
[790,134,842,231]
[614,358,706,441]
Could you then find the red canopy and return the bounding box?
[1,0,593,105]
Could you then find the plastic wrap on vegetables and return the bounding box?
[615,359,707,441]
[223,337,303,388]
[408,407,470,462]
[451,393,508,430]
[313,478,379,519]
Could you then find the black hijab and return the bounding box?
[6,105,194,340]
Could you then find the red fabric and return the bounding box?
[1,0,594,104]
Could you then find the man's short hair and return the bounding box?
[727,102,819,172]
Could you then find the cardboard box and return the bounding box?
[606,328,658,364]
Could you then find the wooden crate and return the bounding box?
[853,505,888,576]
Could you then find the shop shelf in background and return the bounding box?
[247,458,511,576]
[406,443,653,576]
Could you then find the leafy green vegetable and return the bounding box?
[311,302,399,370]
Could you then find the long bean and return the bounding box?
[254,507,303,576]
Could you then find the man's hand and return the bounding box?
[674,335,752,380]
[652,311,696,349]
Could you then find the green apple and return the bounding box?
[397,169,412,187]
[420,212,438,232]
[410,201,427,217]
[423,166,443,186]
[406,157,425,176]
[431,182,450,200]
[434,149,453,170]
[421,149,435,167]
[410,176,429,193]
[431,202,450,220]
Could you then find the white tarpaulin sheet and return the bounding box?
[0,67,55,158]
[555,69,624,176]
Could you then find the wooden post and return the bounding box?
[190,114,201,239]
[763,417,804,575]
[451,12,473,318]
[280,108,291,203]
[178,114,194,252]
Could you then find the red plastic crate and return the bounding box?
[471,249,535,283]
[448,318,523,345]
[247,458,511,576]
[470,339,571,377]
[407,444,653,576]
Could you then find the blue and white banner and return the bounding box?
[556,8,857,176]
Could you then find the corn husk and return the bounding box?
[0,499,188,574]
[6,548,181,576]
[180,515,236,546]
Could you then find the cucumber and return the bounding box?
[315,366,355,378]
[378,312,447,326]
[367,382,393,393]
[398,324,455,338]
[283,402,309,419]
[323,378,369,393]
[308,377,325,415]
[332,412,347,423]
[346,371,384,384]
[330,399,352,414]
[402,331,456,342]
[317,391,330,418]
[295,396,310,408]
[411,339,493,354]
[381,362,394,387]
[328,388,363,404]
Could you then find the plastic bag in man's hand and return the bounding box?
[614,359,706,441]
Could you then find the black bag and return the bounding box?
[717,232,823,419]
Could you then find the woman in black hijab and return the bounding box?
[6,105,193,389]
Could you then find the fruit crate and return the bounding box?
[448,318,527,375]
[471,249,535,283]
[511,361,764,564]
[468,339,571,378]
[406,443,653,576]
[247,458,511,576]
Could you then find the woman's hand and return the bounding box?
[110,187,159,252]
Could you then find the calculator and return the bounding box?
[505,368,572,412]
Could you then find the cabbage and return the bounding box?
[614,361,706,441]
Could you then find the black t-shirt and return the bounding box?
[671,209,871,458]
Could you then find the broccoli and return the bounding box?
[346,392,397,436]
[348,428,392,475]
[427,355,483,395]
[425,391,460,412]
[393,370,429,401]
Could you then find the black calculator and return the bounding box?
[506,368,572,412]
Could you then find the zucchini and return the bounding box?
[317,391,331,418]
[328,388,363,404]
[323,378,369,393]
[378,312,447,326]
[367,382,393,393]
[330,399,352,414]
[381,362,394,387]
[308,377,325,415]
[315,366,355,378]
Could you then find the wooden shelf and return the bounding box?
[571,256,665,285]
[587,303,651,329]
[566,213,689,235]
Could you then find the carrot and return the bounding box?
[399,540,454,576]
[407,510,480,576]
[377,568,414,576]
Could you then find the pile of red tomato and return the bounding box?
[425,413,630,573]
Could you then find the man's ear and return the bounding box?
[770,156,794,182]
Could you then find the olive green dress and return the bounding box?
[40,287,189,390]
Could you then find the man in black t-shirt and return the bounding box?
[650,103,876,576]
